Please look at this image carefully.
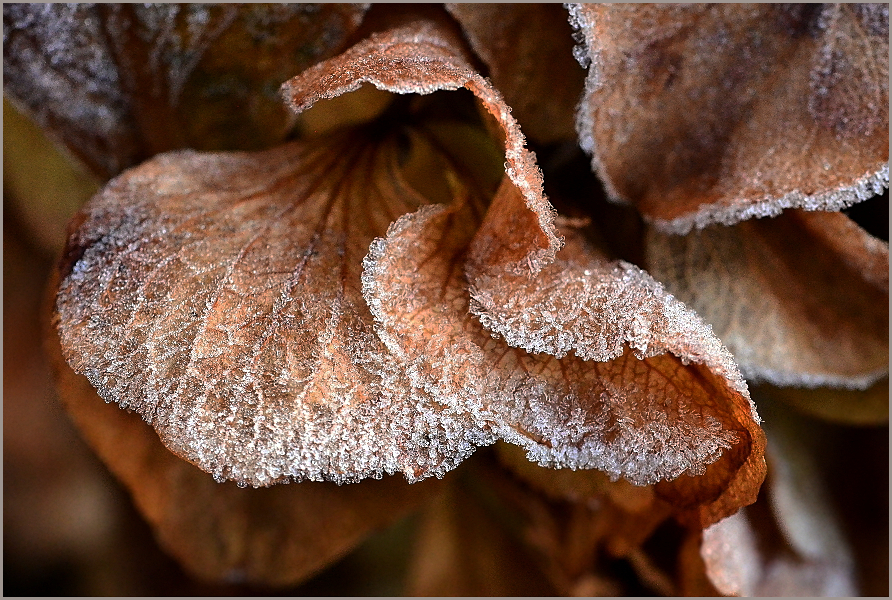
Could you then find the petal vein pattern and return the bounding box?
[362,203,758,488]
[55,137,493,487]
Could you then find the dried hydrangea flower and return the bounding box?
[4,2,886,594]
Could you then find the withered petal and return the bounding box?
[443,3,584,144]
[363,201,765,515]
[54,133,493,487]
[468,180,751,396]
[698,399,858,596]
[55,13,563,488]
[47,324,439,587]
[462,177,765,526]
[281,14,562,271]
[569,3,889,232]
[645,209,889,389]
[3,3,367,179]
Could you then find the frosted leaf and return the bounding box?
[467,180,754,409]
[569,3,889,232]
[362,202,766,525]
[3,3,368,178]
[55,134,493,488]
[645,209,889,389]
[48,332,440,587]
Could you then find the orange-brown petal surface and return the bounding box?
[462,177,766,527]
[3,3,367,179]
[47,319,439,587]
[281,13,562,272]
[645,210,889,389]
[363,201,765,525]
[570,3,889,233]
[54,130,495,487]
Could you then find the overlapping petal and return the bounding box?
[54,13,766,520]
[54,125,498,487]
[47,320,438,586]
[645,209,889,389]
[3,3,367,178]
[569,3,889,233]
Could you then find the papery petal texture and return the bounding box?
[54,132,493,487]
[645,210,889,389]
[569,3,889,233]
[363,200,765,524]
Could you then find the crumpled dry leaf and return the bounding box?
[3,3,367,179]
[55,11,765,527]
[443,3,583,144]
[54,129,496,487]
[465,176,765,525]
[569,3,889,233]
[645,209,889,389]
[46,301,439,587]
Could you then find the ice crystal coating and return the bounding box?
[569,3,889,231]
[3,3,368,178]
[55,12,765,506]
[363,203,758,487]
[55,138,492,487]
[281,17,562,273]
[645,210,889,389]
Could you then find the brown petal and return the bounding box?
[464,178,766,527]
[569,3,889,232]
[281,13,562,272]
[46,319,439,587]
[3,3,367,179]
[696,398,859,596]
[645,209,889,389]
[54,131,492,487]
[362,200,765,526]
[444,3,584,144]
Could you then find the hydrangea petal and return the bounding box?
[569,3,889,232]
[47,324,440,587]
[54,132,493,487]
[363,201,764,515]
[645,210,889,389]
